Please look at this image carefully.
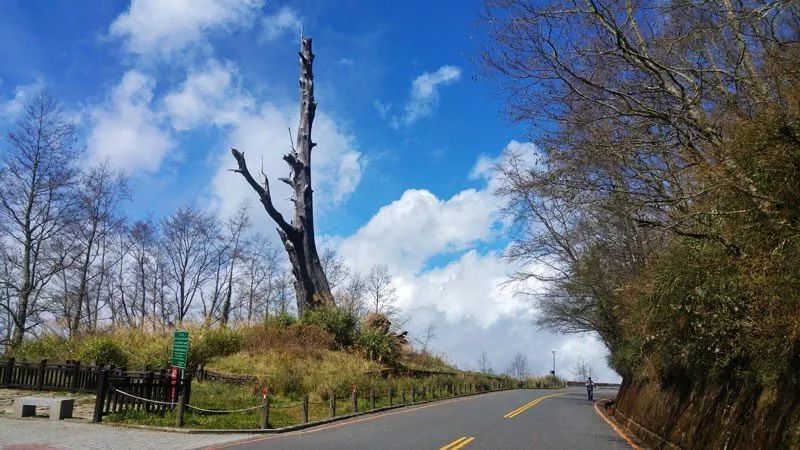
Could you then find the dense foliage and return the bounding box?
[484,0,800,394]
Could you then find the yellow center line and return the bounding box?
[504,393,564,419]
[440,436,475,450]
[453,437,475,449]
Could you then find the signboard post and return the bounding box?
[170,331,189,402]
[171,330,189,369]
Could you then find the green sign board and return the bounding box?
[171,330,189,369]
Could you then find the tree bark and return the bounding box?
[231,37,334,315]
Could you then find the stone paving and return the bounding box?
[0,389,95,420]
[0,417,252,450]
[0,390,252,449]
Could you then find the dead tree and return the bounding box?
[231,37,334,315]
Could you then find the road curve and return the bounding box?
[207,388,631,449]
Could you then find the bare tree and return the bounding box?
[506,352,529,380]
[335,270,367,317]
[69,161,129,334]
[272,271,295,316]
[230,37,334,315]
[127,219,158,327]
[571,356,593,382]
[365,264,397,317]
[219,202,250,326]
[161,205,218,323]
[0,92,80,347]
[477,349,494,374]
[321,248,349,291]
[414,321,436,353]
[236,233,283,323]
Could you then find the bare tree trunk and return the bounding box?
[231,37,334,315]
[71,221,96,335]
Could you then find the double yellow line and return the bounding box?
[503,393,563,419]
[439,436,475,450]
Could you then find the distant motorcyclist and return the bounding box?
[585,377,595,401]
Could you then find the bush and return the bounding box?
[11,334,77,362]
[356,327,400,365]
[189,327,244,368]
[266,312,297,328]
[79,337,128,367]
[302,307,359,348]
[127,339,171,370]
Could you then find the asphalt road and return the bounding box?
[208,388,631,450]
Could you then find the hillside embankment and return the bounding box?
[614,377,800,449]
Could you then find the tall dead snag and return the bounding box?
[231,37,334,316]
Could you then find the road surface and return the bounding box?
[208,388,632,450]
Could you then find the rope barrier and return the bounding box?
[186,404,263,413]
[115,389,261,413]
[268,403,302,410]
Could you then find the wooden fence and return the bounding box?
[1,358,102,393]
[0,358,192,423]
[93,369,191,423]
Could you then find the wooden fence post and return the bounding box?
[401,388,406,404]
[388,388,393,407]
[410,385,415,403]
[351,389,358,413]
[3,358,14,387]
[175,382,187,428]
[260,393,271,429]
[369,390,375,410]
[185,373,192,406]
[70,360,81,393]
[144,371,154,412]
[92,369,109,423]
[35,359,47,390]
[302,394,309,423]
[329,392,336,418]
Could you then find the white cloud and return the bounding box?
[338,188,498,275]
[393,65,461,127]
[334,141,619,381]
[87,71,174,174]
[163,60,254,130]
[209,104,364,220]
[261,7,302,41]
[0,80,45,121]
[109,0,264,58]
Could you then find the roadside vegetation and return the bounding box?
[8,307,523,429]
[483,1,800,447]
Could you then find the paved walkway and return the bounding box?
[0,417,251,449]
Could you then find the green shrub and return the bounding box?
[127,339,171,370]
[11,334,77,362]
[79,337,128,367]
[302,307,359,348]
[266,312,297,328]
[189,327,244,368]
[356,327,400,365]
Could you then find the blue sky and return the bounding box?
[0,0,616,380]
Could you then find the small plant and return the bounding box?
[79,337,128,367]
[266,312,297,328]
[11,334,77,362]
[302,307,359,348]
[189,327,244,368]
[356,327,400,365]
